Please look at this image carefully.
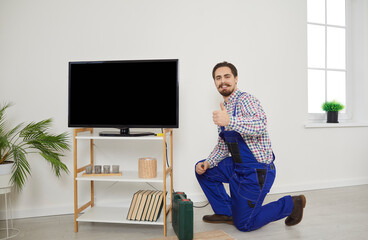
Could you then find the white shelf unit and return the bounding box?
[77,206,165,225]
[73,128,173,236]
[76,170,164,183]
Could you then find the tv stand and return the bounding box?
[99,128,155,137]
[73,128,173,236]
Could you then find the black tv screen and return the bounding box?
[68,59,179,135]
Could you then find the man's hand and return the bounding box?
[196,161,210,175]
[213,103,230,126]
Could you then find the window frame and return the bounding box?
[307,0,352,121]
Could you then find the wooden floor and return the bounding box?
[2,184,368,240]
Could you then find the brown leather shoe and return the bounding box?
[202,214,233,225]
[285,195,306,226]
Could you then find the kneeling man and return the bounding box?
[195,61,306,232]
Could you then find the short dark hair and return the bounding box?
[212,61,238,79]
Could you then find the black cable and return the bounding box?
[193,201,210,208]
[165,142,170,169]
[162,129,210,209]
[161,128,170,169]
[162,128,175,193]
[162,129,209,208]
[145,182,159,190]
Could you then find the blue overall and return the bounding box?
[196,94,293,232]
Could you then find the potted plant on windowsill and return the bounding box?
[0,103,70,190]
[322,100,345,123]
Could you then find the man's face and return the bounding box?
[214,66,238,97]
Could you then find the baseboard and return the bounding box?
[269,177,368,194]
[0,199,133,220]
[2,178,368,219]
[189,177,368,203]
[0,205,74,220]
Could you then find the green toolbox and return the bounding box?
[172,192,193,240]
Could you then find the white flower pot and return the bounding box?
[0,161,13,188]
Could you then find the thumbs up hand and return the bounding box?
[213,103,230,126]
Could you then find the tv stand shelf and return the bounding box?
[73,128,173,236]
[76,170,165,183]
[77,206,165,225]
[76,133,162,141]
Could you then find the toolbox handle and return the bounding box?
[174,191,187,200]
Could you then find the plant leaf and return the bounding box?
[11,144,31,190]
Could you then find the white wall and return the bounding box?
[0,0,367,218]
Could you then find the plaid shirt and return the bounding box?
[206,89,274,168]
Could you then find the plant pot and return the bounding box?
[327,111,339,123]
[0,161,13,188]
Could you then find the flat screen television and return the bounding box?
[68,59,179,136]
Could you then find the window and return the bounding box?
[307,0,346,114]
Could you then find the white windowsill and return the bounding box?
[305,122,368,128]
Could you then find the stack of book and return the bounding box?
[126,190,165,222]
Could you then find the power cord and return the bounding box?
[193,201,210,208]
[162,128,175,193]
[162,129,171,168]
[161,128,210,209]
[145,182,159,191]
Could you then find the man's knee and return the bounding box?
[233,218,258,232]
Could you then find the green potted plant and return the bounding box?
[322,100,345,123]
[0,103,70,190]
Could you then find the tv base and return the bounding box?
[99,128,155,137]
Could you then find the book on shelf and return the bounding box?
[141,190,156,221]
[148,191,167,222]
[152,191,166,221]
[126,190,165,222]
[126,190,142,220]
[131,190,148,220]
[147,191,161,221]
[135,190,151,220]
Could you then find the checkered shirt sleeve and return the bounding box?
[206,134,229,168]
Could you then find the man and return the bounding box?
[195,61,306,232]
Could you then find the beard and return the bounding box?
[218,83,235,97]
